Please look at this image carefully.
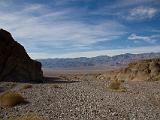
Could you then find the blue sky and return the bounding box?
[0,0,160,58]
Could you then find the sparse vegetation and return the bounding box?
[108,80,127,92]
[21,84,32,90]
[8,113,46,120]
[109,80,121,90]
[53,84,62,89]
[119,87,127,92]
[152,75,160,81]
[0,91,25,107]
[119,79,125,83]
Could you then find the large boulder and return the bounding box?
[0,29,43,82]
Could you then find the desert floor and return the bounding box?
[0,69,160,120]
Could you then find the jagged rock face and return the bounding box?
[99,59,160,81]
[0,29,43,82]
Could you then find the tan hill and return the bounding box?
[0,29,43,82]
[98,58,160,81]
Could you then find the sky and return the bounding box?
[0,0,160,59]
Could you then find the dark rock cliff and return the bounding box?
[0,29,43,82]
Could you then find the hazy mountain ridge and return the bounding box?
[38,53,160,68]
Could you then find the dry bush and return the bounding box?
[0,91,25,107]
[108,80,127,92]
[109,80,121,90]
[21,84,32,90]
[119,79,125,83]
[119,87,127,92]
[8,113,46,120]
[53,85,62,89]
[155,75,160,81]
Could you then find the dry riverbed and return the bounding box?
[0,79,160,120]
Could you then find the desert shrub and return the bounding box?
[153,75,160,81]
[53,85,62,89]
[109,80,121,90]
[8,113,46,120]
[108,80,127,92]
[108,76,111,80]
[21,84,32,90]
[119,79,125,83]
[119,87,127,92]
[0,91,25,107]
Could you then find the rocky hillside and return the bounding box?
[98,58,160,81]
[38,53,160,68]
[0,29,43,82]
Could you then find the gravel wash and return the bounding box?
[0,80,160,120]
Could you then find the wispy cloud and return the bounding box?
[90,0,159,21]
[0,0,159,58]
[127,6,158,20]
[0,2,126,53]
[128,34,160,43]
[110,0,158,9]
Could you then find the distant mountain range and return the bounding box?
[38,52,160,68]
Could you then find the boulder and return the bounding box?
[0,29,43,82]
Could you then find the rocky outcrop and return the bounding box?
[0,29,43,82]
[98,59,160,81]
